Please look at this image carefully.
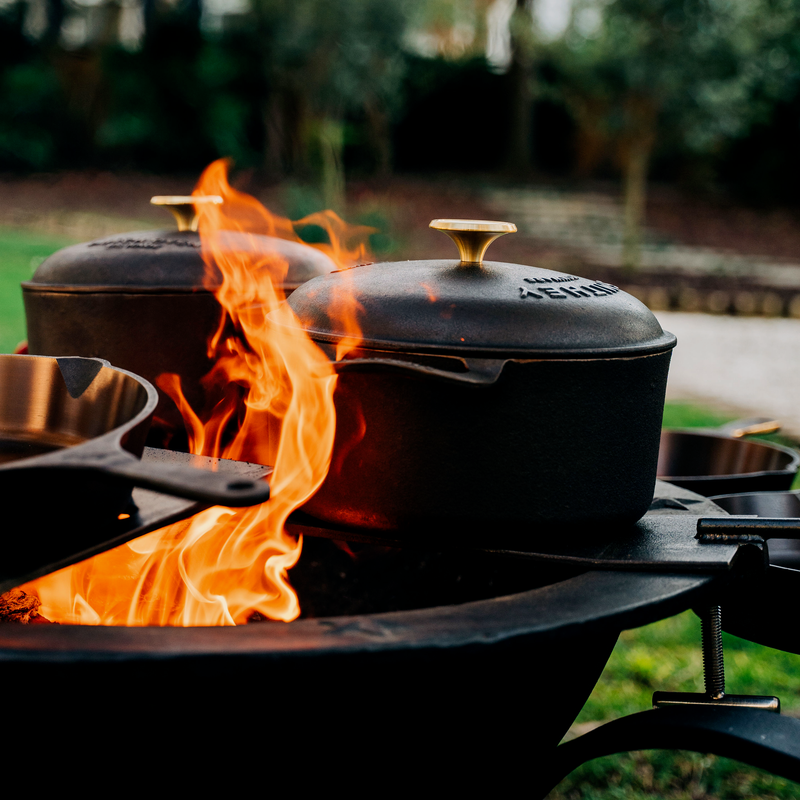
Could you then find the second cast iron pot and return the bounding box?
[275,219,677,538]
[23,196,336,437]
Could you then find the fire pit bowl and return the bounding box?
[0,479,728,781]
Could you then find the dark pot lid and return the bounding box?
[23,196,336,294]
[285,219,676,358]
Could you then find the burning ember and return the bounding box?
[21,160,371,626]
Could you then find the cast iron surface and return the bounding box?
[0,356,270,577]
[713,489,800,518]
[539,706,800,798]
[281,220,676,532]
[0,472,732,662]
[0,468,742,764]
[711,490,800,569]
[0,447,273,595]
[287,259,676,358]
[24,290,224,431]
[302,352,673,531]
[291,482,746,572]
[23,228,335,431]
[22,229,335,292]
[658,430,799,496]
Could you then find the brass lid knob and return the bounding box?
[150,195,223,232]
[430,219,517,266]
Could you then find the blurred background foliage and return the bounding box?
[1,0,800,218]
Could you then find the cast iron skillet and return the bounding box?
[0,354,269,532]
[658,420,800,497]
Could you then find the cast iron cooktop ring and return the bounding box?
[0,483,728,664]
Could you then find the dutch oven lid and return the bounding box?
[285,219,676,358]
[23,196,336,294]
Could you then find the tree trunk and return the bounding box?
[621,134,652,271]
[43,0,65,45]
[286,86,310,178]
[364,98,392,178]
[263,93,286,179]
[317,116,345,212]
[505,0,535,174]
[619,95,657,272]
[142,0,157,43]
[572,97,610,178]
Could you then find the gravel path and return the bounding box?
[655,311,800,435]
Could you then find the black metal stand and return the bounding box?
[536,604,796,799]
[536,706,800,797]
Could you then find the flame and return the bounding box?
[23,160,370,626]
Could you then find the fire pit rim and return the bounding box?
[0,570,718,663]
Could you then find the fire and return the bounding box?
[23,160,371,626]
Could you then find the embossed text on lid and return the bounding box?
[23,229,338,293]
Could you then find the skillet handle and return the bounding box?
[59,448,270,507]
[333,356,506,386]
[717,417,781,438]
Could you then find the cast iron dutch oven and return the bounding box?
[22,196,336,433]
[276,219,677,535]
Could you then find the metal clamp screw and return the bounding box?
[653,605,780,712]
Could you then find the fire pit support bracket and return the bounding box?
[653,605,780,712]
[538,604,794,800]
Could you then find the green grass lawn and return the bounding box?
[661,402,734,430]
[0,228,77,353]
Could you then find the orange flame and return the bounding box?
[23,160,370,626]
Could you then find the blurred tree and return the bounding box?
[252,0,413,208]
[0,1,63,169]
[551,0,799,269]
[713,0,800,204]
[97,0,216,171]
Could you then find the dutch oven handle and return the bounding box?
[36,445,270,507]
[333,356,507,386]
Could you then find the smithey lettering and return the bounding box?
[522,275,579,284]
[518,280,619,299]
